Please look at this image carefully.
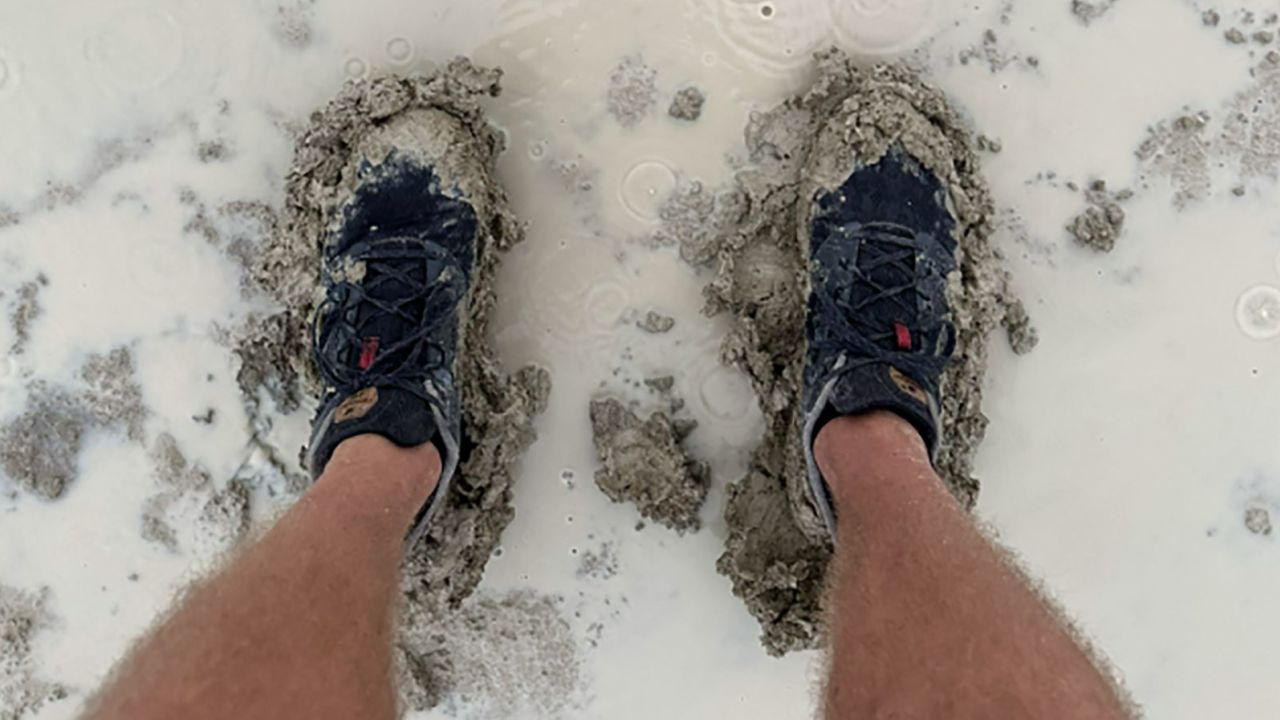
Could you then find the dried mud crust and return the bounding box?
[236,60,550,632]
[707,49,1028,655]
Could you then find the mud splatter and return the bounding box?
[637,310,675,334]
[0,348,147,499]
[141,433,251,552]
[1139,58,1280,205]
[669,86,706,121]
[271,0,316,50]
[589,396,708,533]
[607,55,658,128]
[577,541,619,580]
[1136,113,1211,208]
[398,591,584,717]
[1071,0,1120,25]
[706,49,1026,654]
[1245,507,1273,536]
[1066,180,1131,253]
[0,585,69,720]
[9,273,48,356]
[234,62,551,693]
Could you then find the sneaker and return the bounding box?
[307,113,478,551]
[801,148,958,538]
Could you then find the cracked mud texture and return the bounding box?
[706,49,1027,655]
[0,348,147,499]
[1,585,68,720]
[669,86,706,121]
[1066,180,1130,253]
[589,396,709,533]
[234,60,551,708]
[398,590,583,716]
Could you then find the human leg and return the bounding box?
[816,412,1128,719]
[85,436,439,720]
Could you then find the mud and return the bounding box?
[704,49,1026,654]
[0,585,68,720]
[398,590,584,716]
[141,433,251,552]
[589,396,709,533]
[1066,180,1130,253]
[1072,0,1120,25]
[606,55,658,128]
[9,273,47,355]
[637,310,675,334]
[1139,57,1280,206]
[1245,507,1273,536]
[1136,113,1211,208]
[233,60,551,705]
[669,87,706,122]
[271,0,315,50]
[0,348,147,499]
[577,541,619,580]
[654,180,747,265]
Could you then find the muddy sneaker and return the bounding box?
[801,148,958,537]
[307,120,478,551]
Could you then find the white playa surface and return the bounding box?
[2,0,1279,717]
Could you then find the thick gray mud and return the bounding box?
[589,396,709,533]
[234,60,551,705]
[703,49,1028,655]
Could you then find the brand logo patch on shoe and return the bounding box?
[888,367,928,405]
[336,387,379,423]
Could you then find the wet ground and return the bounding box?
[2,0,1280,718]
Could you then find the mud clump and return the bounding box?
[607,55,658,128]
[637,310,675,334]
[0,348,147,499]
[589,396,709,533]
[398,590,584,716]
[1245,507,1273,536]
[0,585,69,719]
[705,49,1027,655]
[234,60,551,695]
[1066,180,1131,253]
[669,87,706,121]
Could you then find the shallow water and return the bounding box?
[2,0,1279,718]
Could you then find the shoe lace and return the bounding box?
[810,221,954,379]
[312,237,465,400]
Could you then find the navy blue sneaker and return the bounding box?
[802,148,958,537]
[307,114,478,550]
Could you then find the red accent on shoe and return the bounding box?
[359,336,380,371]
[895,323,912,351]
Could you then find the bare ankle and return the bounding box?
[813,411,935,511]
